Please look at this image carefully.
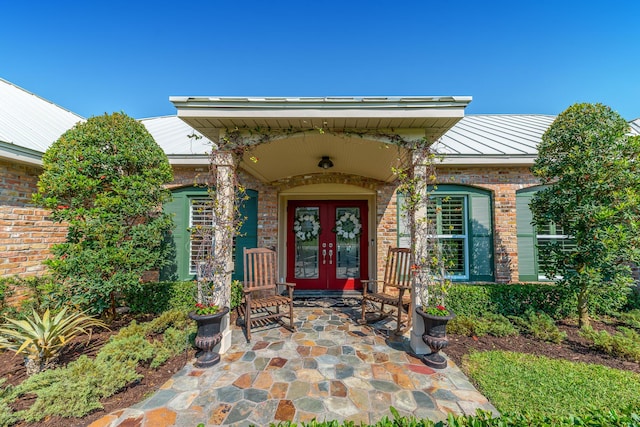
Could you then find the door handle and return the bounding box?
[329,249,333,265]
[322,249,327,265]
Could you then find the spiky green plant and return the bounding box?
[0,307,107,375]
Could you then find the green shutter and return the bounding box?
[468,191,494,281]
[161,187,259,282]
[233,190,258,281]
[516,188,538,281]
[160,189,190,281]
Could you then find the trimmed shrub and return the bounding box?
[447,314,517,338]
[509,311,566,343]
[125,281,197,314]
[15,355,140,422]
[618,309,640,330]
[445,282,631,320]
[580,326,640,362]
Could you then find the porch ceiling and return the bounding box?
[169,96,472,182]
[239,132,409,183]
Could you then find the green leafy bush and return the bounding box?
[445,283,632,320]
[33,112,174,317]
[482,313,518,337]
[231,279,243,309]
[509,310,566,343]
[618,309,640,330]
[447,314,517,338]
[150,326,190,368]
[580,326,640,362]
[126,280,197,314]
[269,406,640,426]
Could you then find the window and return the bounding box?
[535,221,575,280]
[428,196,468,279]
[161,187,258,282]
[397,185,493,282]
[516,187,575,281]
[189,198,215,276]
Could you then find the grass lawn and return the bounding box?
[463,350,640,417]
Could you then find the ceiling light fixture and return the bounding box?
[317,156,334,169]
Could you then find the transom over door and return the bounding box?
[287,200,368,291]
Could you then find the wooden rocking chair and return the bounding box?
[360,247,412,334]
[241,247,295,342]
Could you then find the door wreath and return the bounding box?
[335,212,362,240]
[293,213,320,241]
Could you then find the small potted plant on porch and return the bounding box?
[413,253,455,369]
[189,262,229,368]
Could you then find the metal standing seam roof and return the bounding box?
[139,116,214,156]
[0,78,84,152]
[433,114,556,156]
[630,118,640,136]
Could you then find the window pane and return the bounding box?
[294,207,320,279]
[440,197,465,235]
[336,207,361,279]
[426,195,468,279]
[442,239,466,276]
[537,237,576,274]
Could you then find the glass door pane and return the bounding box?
[293,207,320,279]
[335,207,361,279]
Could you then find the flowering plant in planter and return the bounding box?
[194,302,220,316]
[424,304,450,317]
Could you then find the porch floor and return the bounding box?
[90,305,497,426]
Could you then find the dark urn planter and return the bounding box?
[189,306,229,368]
[415,306,456,369]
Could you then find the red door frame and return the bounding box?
[286,200,368,291]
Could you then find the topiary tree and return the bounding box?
[33,112,174,318]
[531,103,640,327]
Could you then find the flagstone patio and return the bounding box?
[89,305,496,427]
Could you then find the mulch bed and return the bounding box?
[0,315,638,426]
[445,319,640,374]
[0,315,195,427]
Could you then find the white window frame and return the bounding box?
[189,198,216,276]
[429,196,469,281]
[536,221,574,281]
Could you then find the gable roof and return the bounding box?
[0,78,83,162]
[139,116,213,159]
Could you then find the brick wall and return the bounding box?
[0,160,546,285]
[438,166,541,283]
[0,159,66,278]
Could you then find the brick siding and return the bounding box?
[0,160,551,285]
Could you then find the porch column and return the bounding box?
[212,150,238,355]
[410,150,430,355]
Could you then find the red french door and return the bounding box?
[287,200,368,291]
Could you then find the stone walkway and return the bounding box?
[89,306,496,427]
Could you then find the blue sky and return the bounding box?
[2,1,638,120]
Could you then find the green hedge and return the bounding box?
[267,407,640,426]
[445,283,632,319]
[126,280,245,314]
[125,281,196,314]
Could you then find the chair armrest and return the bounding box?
[361,280,383,295]
[277,282,296,288]
[385,282,412,291]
